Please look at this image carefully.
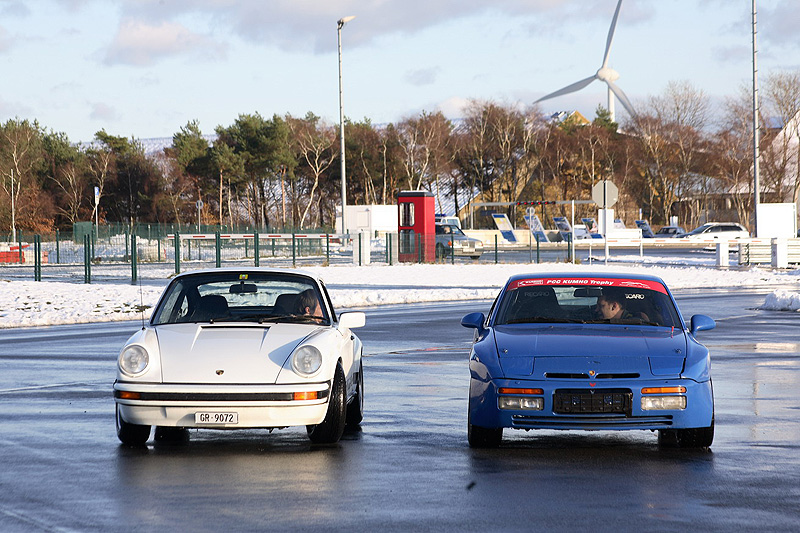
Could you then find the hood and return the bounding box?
[155,323,322,384]
[493,325,687,379]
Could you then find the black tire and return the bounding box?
[470,255,481,260]
[658,415,714,449]
[308,363,347,444]
[468,411,503,448]
[345,360,364,427]
[116,405,151,446]
[154,426,189,443]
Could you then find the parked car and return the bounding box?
[679,222,749,241]
[461,272,716,449]
[113,268,366,446]
[435,223,483,259]
[654,225,685,238]
[435,215,461,228]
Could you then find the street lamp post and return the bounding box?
[752,0,761,237]
[337,15,355,236]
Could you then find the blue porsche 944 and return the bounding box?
[461,273,716,449]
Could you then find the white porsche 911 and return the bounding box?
[113,268,365,445]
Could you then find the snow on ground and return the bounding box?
[1,261,799,328]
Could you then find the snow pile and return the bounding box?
[1,262,799,328]
[760,289,800,312]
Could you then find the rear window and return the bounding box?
[493,277,681,328]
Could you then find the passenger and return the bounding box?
[595,289,633,320]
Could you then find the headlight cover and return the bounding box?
[292,345,323,376]
[119,345,149,376]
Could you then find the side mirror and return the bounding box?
[461,312,486,330]
[690,314,715,335]
[338,311,366,329]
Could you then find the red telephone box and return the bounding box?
[398,190,435,262]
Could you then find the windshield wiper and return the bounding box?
[505,317,582,324]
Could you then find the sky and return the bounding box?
[1,0,799,143]
[1,260,799,328]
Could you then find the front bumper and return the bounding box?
[114,380,330,428]
[469,377,713,431]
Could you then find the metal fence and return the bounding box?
[4,226,799,285]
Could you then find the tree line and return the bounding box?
[2,72,800,235]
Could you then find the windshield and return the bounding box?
[493,278,681,328]
[151,272,331,326]
[686,224,712,235]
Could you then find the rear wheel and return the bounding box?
[308,363,347,444]
[659,416,714,449]
[116,405,151,446]
[345,360,364,427]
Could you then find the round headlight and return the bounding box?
[292,345,322,376]
[119,345,149,376]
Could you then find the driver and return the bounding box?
[295,289,324,321]
[595,289,633,320]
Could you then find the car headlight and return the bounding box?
[119,345,149,376]
[641,396,687,410]
[292,345,322,376]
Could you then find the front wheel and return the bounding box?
[468,410,502,448]
[308,363,347,444]
[116,405,151,446]
[435,243,445,259]
[658,416,714,449]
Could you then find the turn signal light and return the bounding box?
[498,387,543,395]
[293,391,319,401]
[117,391,141,400]
[641,386,686,394]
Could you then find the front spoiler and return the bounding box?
[469,376,713,431]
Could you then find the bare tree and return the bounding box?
[762,71,800,204]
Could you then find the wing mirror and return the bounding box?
[461,312,486,331]
[338,311,366,329]
[690,314,715,335]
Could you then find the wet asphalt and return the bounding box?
[1,287,799,531]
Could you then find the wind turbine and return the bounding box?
[535,0,635,122]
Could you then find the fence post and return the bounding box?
[131,234,138,284]
[254,231,260,267]
[215,232,221,268]
[387,234,392,265]
[34,235,41,281]
[84,234,91,284]
[358,233,362,266]
[124,230,129,260]
[56,229,60,264]
[157,226,162,262]
[292,233,297,267]
[536,237,540,264]
[18,231,23,264]
[326,234,330,264]
[174,232,181,274]
[494,234,498,264]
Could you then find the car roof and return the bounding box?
[171,267,323,284]
[504,271,668,285]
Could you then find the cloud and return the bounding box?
[405,67,438,86]
[103,18,224,66]
[67,0,650,56]
[89,102,120,122]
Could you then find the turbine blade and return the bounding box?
[606,80,636,117]
[535,75,597,103]
[602,0,624,68]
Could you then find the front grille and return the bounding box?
[553,388,632,415]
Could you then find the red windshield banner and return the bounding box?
[507,277,668,294]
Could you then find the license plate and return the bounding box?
[195,412,239,424]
